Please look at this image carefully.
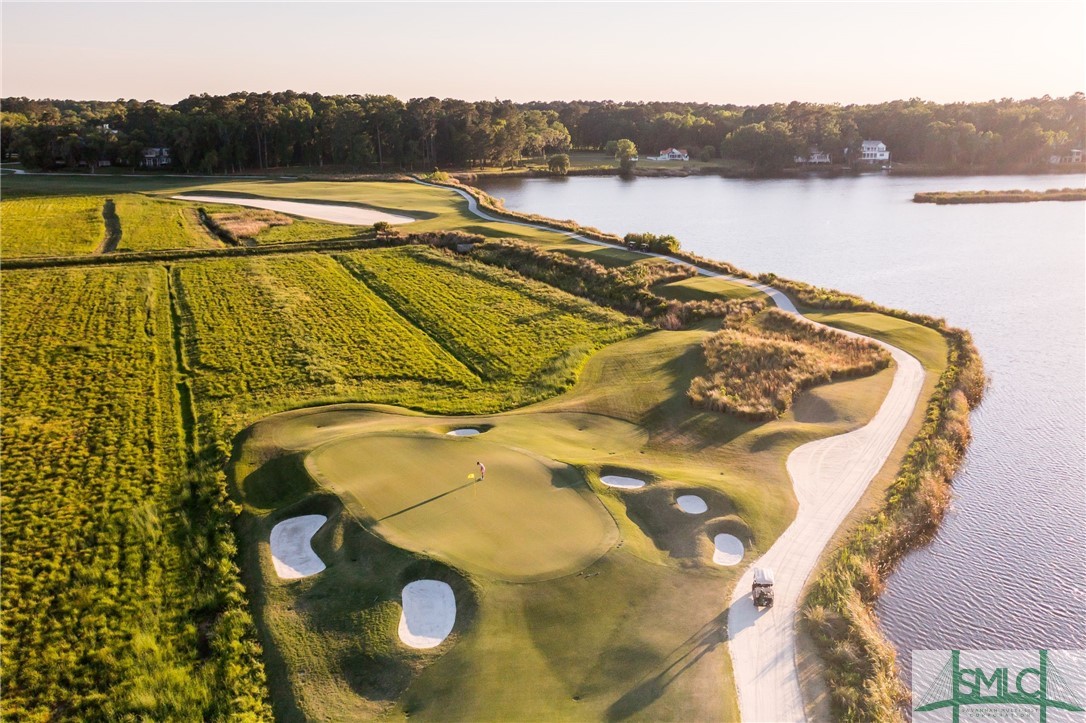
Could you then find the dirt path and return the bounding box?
[419,178,926,722]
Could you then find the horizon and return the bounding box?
[3,1,1083,106]
[4,88,1085,107]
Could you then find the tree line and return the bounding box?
[2,91,1083,172]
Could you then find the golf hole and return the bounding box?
[676,495,708,514]
[398,580,456,649]
[269,515,327,579]
[600,474,646,489]
[712,533,744,566]
[446,428,481,436]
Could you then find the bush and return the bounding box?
[547,154,570,176]
[623,232,681,254]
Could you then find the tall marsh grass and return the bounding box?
[688,309,891,420]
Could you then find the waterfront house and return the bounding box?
[856,140,890,162]
[657,148,689,161]
[794,148,832,164]
[142,147,172,168]
[1049,149,1083,164]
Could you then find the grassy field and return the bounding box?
[113,195,222,251]
[337,246,639,382]
[173,254,477,436]
[0,195,106,256]
[0,267,268,720]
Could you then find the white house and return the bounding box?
[794,148,832,164]
[1049,149,1083,164]
[142,147,171,168]
[657,148,689,161]
[857,140,890,162]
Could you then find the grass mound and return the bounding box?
[689,309,891,420]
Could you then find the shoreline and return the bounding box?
[7,163,1083,184]
[423,175,984,721]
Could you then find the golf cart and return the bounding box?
[752,567,775,608]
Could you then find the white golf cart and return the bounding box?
[752,567,775,608]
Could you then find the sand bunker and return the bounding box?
[712,533,745,566]
[446,428,481,436]
[269,515,328,579]
[398,580,456,649]
[600,474,646,489]
[676,495,708,514]
[172,194,415,225]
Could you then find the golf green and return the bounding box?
[305,434,618,581]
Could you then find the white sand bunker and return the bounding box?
[269,515,327,579]
[398,580,456,649]
[600,474,646,489]
[446,428,481,436]
[676,495,708,514]
[712,533,745,566]
[171,194,415,225]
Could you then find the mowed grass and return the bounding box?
[113,195,222,251]
[0,195,105,257]
[306,434,617,581]
[653,274,764,302]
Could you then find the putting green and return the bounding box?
[305,434,618,581]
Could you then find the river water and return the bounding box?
[478,173,1086,673]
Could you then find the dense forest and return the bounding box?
[2,92,1083,173]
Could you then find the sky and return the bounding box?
[2,1,1083,106]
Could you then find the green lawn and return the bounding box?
[113,195,222,251]
[654,274,765,302]
[0,195,105,256]
[306,433,617,581]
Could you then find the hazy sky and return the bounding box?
[2,2,1083,105]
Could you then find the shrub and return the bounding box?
[623,232,681,254]
[548,153,570,176]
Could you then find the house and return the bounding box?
[97,123,119,136]
[794,148,832,164]
[657,148,689,161]
[142,147,171,168]
[1049,149,1083,164]
[856,140,890,162]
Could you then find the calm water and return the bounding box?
[479,173,1086,669]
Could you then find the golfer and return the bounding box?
[476,461,486,481]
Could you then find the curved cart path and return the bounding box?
[414,179,925,722]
